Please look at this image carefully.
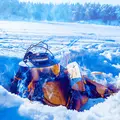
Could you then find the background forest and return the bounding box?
[1,0,120,25]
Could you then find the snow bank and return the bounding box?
[0,86,28,120]
[0,86,23,107]
[0,85,120,120]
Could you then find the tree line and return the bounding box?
[0,0,120,25]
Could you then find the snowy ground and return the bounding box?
[0,21,120,120]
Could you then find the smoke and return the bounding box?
[0,56,21,89]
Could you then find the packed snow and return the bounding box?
[0,21,120,120]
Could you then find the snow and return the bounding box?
[0,85,120,120]
[112,64,120,69]
[19,0,120,5]
[0,21,120,120]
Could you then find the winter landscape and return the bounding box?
[0,0,120,120]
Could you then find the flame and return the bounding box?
[51,64,60,76]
